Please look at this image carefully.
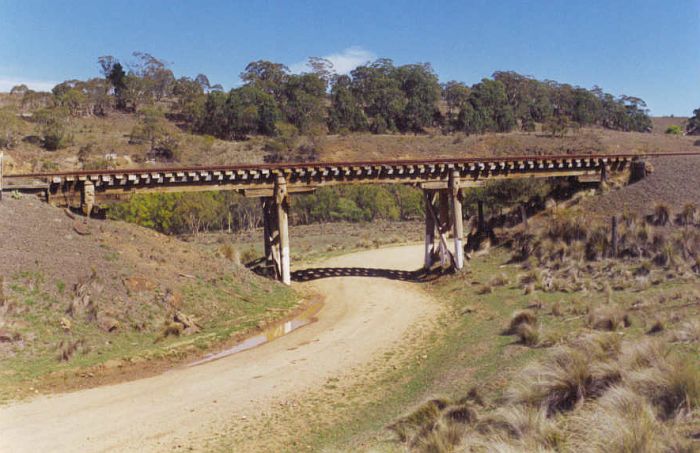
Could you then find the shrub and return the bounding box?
[0,108,21,148]
[664,125,683,135]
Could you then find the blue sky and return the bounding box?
[0,0,698,115]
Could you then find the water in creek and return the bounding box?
[188,300,323,366]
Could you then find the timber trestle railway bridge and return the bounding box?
[3,152,695,285]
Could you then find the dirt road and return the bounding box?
[0,245,439,452]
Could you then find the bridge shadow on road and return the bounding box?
[290,266,447,283]
[246,258,450,283]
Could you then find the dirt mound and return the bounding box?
[587,154,700,218]
[0,196,232,301]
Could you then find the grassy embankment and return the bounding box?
[0,269,297,402]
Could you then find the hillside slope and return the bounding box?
[0,195,297,400]
[586,154,700,218]
[1,106,698,175]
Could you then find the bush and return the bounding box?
[0,108,21,149]
[664,125,683,135]
[34,108,71,150]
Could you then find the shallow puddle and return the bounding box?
[188,301,323,366]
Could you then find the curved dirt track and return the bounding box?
[0,245,438,453]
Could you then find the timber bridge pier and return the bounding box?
[2,153,682,284]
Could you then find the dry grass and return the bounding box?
[506,346,622,415]
[566,386,688,453]
[391,330,699,452]
[504,310,537,335]
[670,319,700,344]
[587,305,632,331]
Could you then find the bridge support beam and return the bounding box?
[423,184,462,271]
[81,181,95,217]
[261,175,291,285]
[450,171,464,270]
[261,198,275,266]
[276,175,291,285]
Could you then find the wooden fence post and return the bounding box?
[520,204,528,229]
[477,200,485,232]
[611,215,618,258]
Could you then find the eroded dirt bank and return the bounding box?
[0,245,438,452]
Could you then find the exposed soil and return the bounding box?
[0,196,219,297]
[586,154,700,218]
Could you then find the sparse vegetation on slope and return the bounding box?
[0,196,299,401]
[384,210,700,452]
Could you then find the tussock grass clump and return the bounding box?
[476,284,493,295]
[390,399,479,452]
[567,386,688,453]
[587,305,631,331]
[624,357,700,420]
[239,246,258,264]
[218,243,240,265]
[652,203,671,226]
[489,273,509,287]
[547,216,588,245]
[670,319,700,343]
[506,346,622,415]
[504,310,537,335]
[56,338,86,361]
[514,323,540,346]
[413,419,466,453]
[677,203,698,226]
[388,398,450,443]
[476,405,562,449]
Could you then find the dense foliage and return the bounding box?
[687,108,700,135]
[189,63,651,139]
[6,53,655,152]
[4,52,660,154]
[109,180,551,236]
[109,185,425,235]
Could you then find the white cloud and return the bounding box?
[0,78,57,93]
[289,46,376,75]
